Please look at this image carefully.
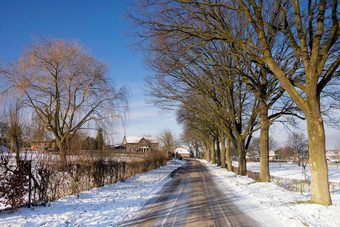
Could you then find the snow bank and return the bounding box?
[0,159,185,227]
[202,160,340,227]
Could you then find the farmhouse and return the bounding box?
[121,136,159,152]
[173,147,190,158]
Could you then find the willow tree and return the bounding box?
[1,37,128,162]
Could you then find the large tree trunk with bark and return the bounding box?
[306,109,331,205]
[258,103,270,182]
[216,138,221,166]
[55,139,67,163]
[211,142,216,164]
[204,144,211,162]
[237,138,246,175]
[220,135,226,168]
[226,138,232,171]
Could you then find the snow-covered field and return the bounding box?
[204,160,340,227]
[0,159,339,226]
[0,159,185,226]
[242,161,340,183]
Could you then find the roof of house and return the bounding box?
[174,147,190,154]
[124,136,159,144]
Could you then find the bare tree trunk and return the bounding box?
[220,135,226,168]
[211,142,216,164]
[56,139,67,163]
[15,140,20,165]
[216,138,221,166]
[306,111,331,205]
[258,103,270,182]
[226,138,232,171]
[204,144,211,162]
[237,138,246,175]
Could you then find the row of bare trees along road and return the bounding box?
[128,0,340,206]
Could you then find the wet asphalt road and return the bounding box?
[122,160,259,227]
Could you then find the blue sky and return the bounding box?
[0,0,182,144]
[0,1,339,149]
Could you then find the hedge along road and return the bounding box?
[122,160,259,227]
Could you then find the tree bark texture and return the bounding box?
[306,111,331,205]
[258,103,270,182]
[216,139,221,166]
[204,144,211,162]
[226,138,232,171]
[211,142,216,164]
[220,136,226,168]
[237,138,246,175]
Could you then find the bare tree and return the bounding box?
[249,136,278,154]
[4,102,23,164]
[129,0,300,179]
[180,127,201,158]
[288,132,309,180]
[159,129,178,154]
[1,37,128,162]
[129,0,338,205]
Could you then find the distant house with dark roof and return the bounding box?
[121,136,159,152]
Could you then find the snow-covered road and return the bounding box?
[0,159,339,226]
[123,160,257,226]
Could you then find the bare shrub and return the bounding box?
[0,156,30,212]
[0,150,171,211]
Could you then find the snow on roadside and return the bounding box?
[0,159,185,227]
[241,161,340,183]
[201,160,340,227]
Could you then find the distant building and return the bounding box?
[31,140,56,152]
[246,150,276,161]
[173,147,190,158]
[246,150,259,161]
[326,150,340,163]
[121,136,159,152]
[269,150,277,161]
